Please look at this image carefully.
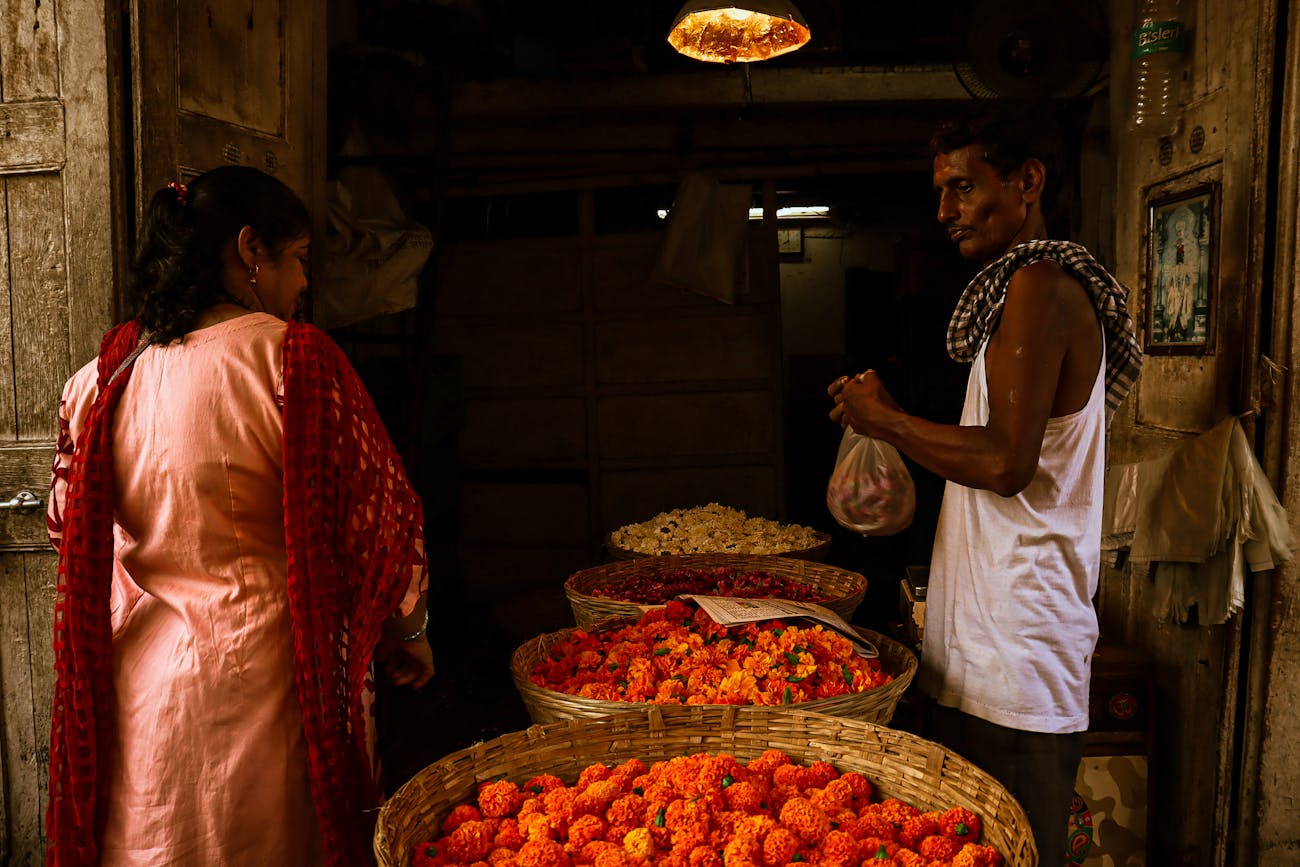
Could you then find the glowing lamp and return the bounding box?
[667,1,811,64]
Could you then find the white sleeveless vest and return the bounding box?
[918,340,1105,734]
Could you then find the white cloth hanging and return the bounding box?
[1101,416,1294,625]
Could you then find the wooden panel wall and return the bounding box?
[431,216,784,634]
[1103,0,1284,862]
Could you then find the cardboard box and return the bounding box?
[900,566,928,647]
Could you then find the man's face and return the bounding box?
[932,144,1031,264]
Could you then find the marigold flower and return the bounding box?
[411,842,449,867]
[622,827,655,862]
[443,804,485,833]
[838,772,872,803]
[721,835,761,865]
[516,838,570,867]
[747,749,792,775]
[770,764,805,791]
[776,796,831,844]
[577,763,613,788]
[815,828,859,866]
[939,806,983,842]
[445,821,494,863]
[495,818,526,849]
[857,837,900,861]
[606,793,647,826]
[592,848,632,867]
[565,813,606,850]
[519,812,556,843]
[878,798,922,827]
[478,780,525,818]
[523,775,566,797]
[952,842,1004,867]
[722,780,766,813]
[757,826,799,866]
[687,844,724,867]
[897,812,940,848]
[917,834,961,861]
[809,778,854,814]
[803,761,838,788]
[487,848,519,865]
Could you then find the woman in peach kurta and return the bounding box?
[46,168,433,867]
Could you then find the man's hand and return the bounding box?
[828,370,903,439]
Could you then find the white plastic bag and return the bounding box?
[826,428,916,536]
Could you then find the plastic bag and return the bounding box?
[825,428,916,536]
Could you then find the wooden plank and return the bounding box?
[596,316,777,384]
[177,0,285,136]
[52,0,116,367]
[0,101,65,175]
[431,323,585,390]
[450,65,969,118]
[6,174,70,442]
[0,445,59,551]
[0,554,40,864]
[0,0,59,100]
[460,398,587,466]
[598,392,775,459]
[459,482,590,546]
[437,242,584,316]
[0,180,15,439]
[24,551,55,865]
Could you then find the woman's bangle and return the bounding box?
[400,609,429,642]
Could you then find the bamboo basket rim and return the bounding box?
[509,616,917,726]
[374,706,1036,867]
[564,554,867,627]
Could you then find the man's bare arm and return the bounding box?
[830,261,1076,496]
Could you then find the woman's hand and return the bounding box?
[378,634,435,689]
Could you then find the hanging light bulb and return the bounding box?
[667,1,811,64]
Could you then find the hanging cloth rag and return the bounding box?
[650,172,751,304]
[1100,416,1294,625]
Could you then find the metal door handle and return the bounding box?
[0,491,43,510]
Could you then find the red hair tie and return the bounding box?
[166,181,189,206]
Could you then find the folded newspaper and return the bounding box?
[683,595,878,659]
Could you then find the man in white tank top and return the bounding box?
[828,110,1141,866]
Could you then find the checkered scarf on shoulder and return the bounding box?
[946,239,1143,420]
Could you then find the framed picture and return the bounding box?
[1144,181,1218,354]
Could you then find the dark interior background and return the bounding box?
[326,0,1114,787]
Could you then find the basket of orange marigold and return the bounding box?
[564,554,868,628]
[510,599,916,726]
[373,706,1036,867]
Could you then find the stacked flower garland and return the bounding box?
[530,600,891,706]
[587,566,827,606]
[410,749,1003,866]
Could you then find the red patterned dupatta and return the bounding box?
[47,319,425,867]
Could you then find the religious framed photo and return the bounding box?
[1144,180,1218,354]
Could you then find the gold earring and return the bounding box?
[249,264,259,289]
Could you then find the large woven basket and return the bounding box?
[565,553,867,627]
[606,529,832,562]
[374,706,1036,867]
[510,619,916,726]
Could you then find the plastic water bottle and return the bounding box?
[1128,0,1188,137]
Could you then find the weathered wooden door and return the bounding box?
[0,0,321,861]
[131,0,323,218]
[0,1,117,862]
